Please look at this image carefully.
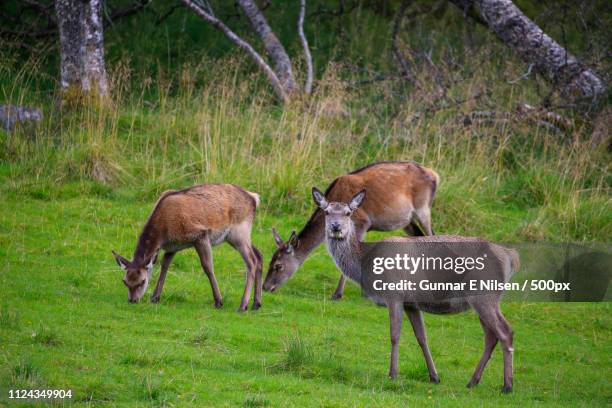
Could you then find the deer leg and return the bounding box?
[331,221,369,300]
[473,303,514,393]
[414,207,434,236]
[194,238,223,309]
[467,317,498,388]
[331,275,346,300]
[403,223,425,237]
[251,245,263,310]
[235,242,257,312]
[388,301,403,379]
[406,308,440,383]
[496,309,514,394]
[150,251,175,303]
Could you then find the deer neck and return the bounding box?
[325,228,363,284]
[294,208,326,263]
[133,221,162,266]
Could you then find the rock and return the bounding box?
[0,104,43,132]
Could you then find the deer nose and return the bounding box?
[331,222,341,232]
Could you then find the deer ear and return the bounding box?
[112,250,129,271]
[312,187,329,210]
[288,230,299,249]
[272,227,284,247]
[349,189,367,211]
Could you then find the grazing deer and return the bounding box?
[264,161,439,299]
[112,183,263,312]
[312,188,519,393]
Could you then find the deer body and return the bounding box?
[113,183,263,312]
[313,188,518,393]
[264,161,439,298]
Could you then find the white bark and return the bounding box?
[55,0,108,98]
[449,0,605,101]
[237,0,298,95]
[82,0,108,95]
[181,0,288,103]
[298,0,313,94]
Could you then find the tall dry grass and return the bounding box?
[0,51,609,242]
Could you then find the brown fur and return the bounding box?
[264,161,439,297]
[113,183,263,311]
[314,190,517,392]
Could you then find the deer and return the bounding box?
[263,161,439,299]
[311,187,519,393]
[112,183,263,312]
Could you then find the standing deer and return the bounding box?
[312,188,519,393]
[112,183,263,312]
[264,161,439,299]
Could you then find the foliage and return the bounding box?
[0,1,609,406]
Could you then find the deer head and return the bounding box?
[312,187,366,241]
[263,228,300,292]
[112,251,157,303]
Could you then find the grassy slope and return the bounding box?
[0,197,610,407]
[0,1,610,406]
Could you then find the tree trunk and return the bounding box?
[237,0,298,95]
[56,0,108,101]
[449,0,605,101]
[181,0,289,103]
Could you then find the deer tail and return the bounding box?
[246,191,260,208]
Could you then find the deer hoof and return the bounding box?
[466,380,477,388]
[251,301,262,311]
[330,293,343,300]
[388,371,398,379]
[430,374,440,384]
[150,296,160,303]
[237,306,248,313]
[501,385,513,394]
[214,300,223,309]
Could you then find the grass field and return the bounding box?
[0,195,610,407]
[1,2,610,405]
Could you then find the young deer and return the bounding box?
[112,183,263,312]
[264,161,439,299]
[312,188,519,393]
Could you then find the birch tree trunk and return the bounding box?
[237,0,298,95]
[56,0,108,101]
[449,0,605,101]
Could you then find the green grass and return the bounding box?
[0,2,609,405]
[0,196,610,406]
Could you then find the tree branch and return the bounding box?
[237,0,298,95]
[449,0,606,103]
[180,0,288,103]
[298,0,313,94]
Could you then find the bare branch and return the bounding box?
[180,0,288,103]
[298,0,313,94]
[237,0,298,95]
[449,0,606,102]
[507,63,534,84]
